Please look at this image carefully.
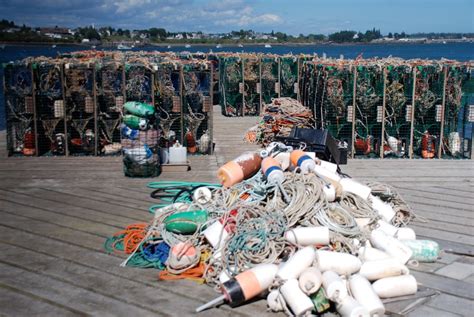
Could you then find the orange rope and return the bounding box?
[111,223,148,254]
[158,261,206,284]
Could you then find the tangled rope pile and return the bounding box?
[244,98,315,146]
[104,142,434,316]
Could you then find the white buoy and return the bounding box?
[317,158,338,173]
[359,258,409,281]
[280,279,315,316]
[298,267,323,295]
[323,183,337,202]
[372,275,417,298]
[322,271,348,301]
[285,227,330,246]
[340,178,371,200]
[349,274,385,317]
[202,221,229,250]
[370,229,413,264]
[376,220,416,240]
[193,187,212,204]
[370,196,396,223]
[337,295,370,317]
[277,246,316,280]
[267,290,285,312]
[358,246,391,262]
[317,250,362,275]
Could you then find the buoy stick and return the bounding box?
[195,295,226,312]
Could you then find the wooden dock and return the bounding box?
[0,106,472,316]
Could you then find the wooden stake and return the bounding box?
[60,63,69,156]
[380,67,387,158]
[409,67,417,159]
[438,66,448,158]
[351,66,358,159]
[92,63,98,156]
[31,63,39,157]
[209,63,214,155]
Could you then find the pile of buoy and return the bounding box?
[105,142,440,316]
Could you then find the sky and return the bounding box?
[0,0,473,35]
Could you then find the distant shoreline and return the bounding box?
[1,41,472,47]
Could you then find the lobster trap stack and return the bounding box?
[96,61,124,156]
[182,61,213,155]
[3,52,472,160]
[3,62,35,156]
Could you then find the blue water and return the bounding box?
[1,42,473,130]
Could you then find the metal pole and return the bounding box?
[241,58,245,116]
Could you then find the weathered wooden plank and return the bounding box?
[410,225,474,246]
[0,243,240,317]
[0,262,165,316]
[0,187,142,225]
[0,284,82,316]
[411,270,474,300]
[427,293,474,316]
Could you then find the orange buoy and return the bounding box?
[421,131,435,159]
[217,152,262,187]
[186,131,197,153]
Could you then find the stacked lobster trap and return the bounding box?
[3,52,214,162]
[3,62,35,156]
[298,58,473,159]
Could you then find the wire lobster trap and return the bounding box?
[96,62,124,156]
[125,62,153,104]
[353,65,384,158]
[411,65,444,159]
[242,55,260,116]
[299,60,317,114]
[34,62,67,156]
[219,56,243,116]
[155,62,183,153]
[260,56,279,104]
[382,65,413,158]
[441,65,472,159]
[63,62,96,156]
[316,63,355,156]
[4,62,35,156]
[280,56,299,99]
[182,61,213,155]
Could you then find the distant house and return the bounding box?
[39,27,72,39]
[5,28,21,33]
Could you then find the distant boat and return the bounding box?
[52,44,57,48]
[0,44,5,49]
[91,45,96,49]
[238,44,244,48]
[167,45,171,49]
[264,44,272,48]
[185,44,191,48]
[442,41,447,44]
[117,43,132,50]
[216,44,222,48]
